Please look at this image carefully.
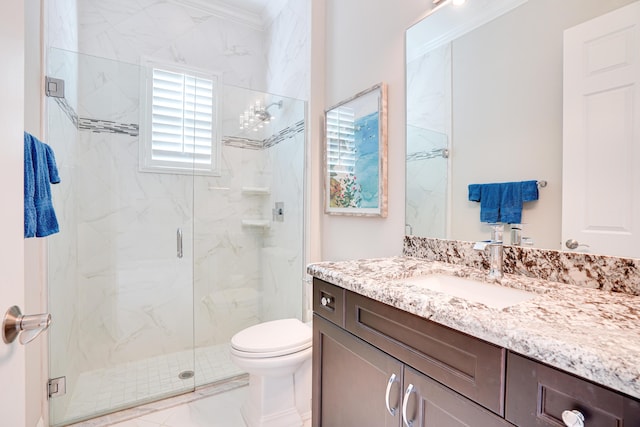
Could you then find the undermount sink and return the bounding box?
[402,274,537,309]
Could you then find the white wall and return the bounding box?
[321,0,430,261]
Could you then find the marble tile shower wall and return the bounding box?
[404,236,640,296]
[77,0,268,91]
[405,43,451,239]
[265,0,310,100]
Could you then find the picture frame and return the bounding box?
[324,83,388,217]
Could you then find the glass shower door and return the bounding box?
[46,48,196,426]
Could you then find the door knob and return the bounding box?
[565,239,590,250]
[2,305,51,345]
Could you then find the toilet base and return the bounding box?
[241,373,304,427]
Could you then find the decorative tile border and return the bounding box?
[54,97,79,128]
[223,119,305,150]
[78,117,139,137]
[403,236,640,296]
[54,94,303,147]
[263,119,305,148]
[222,136,264,150]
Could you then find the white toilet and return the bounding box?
[230,318,312,427]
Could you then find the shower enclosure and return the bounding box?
[46,48,306,426]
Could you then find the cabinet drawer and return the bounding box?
[313,278,345,327]
[505,352,640,426]
[345,291,506,415]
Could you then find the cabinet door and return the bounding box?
[345,291,506,415]
[313,315,403,427]
[506,352,640,426]
[403,367,514,427]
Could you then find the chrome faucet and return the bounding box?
[474,224,504,280]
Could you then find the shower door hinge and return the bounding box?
[48,376,66,399]
[45,76,65,98]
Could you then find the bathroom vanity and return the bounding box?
[308,257,640,426]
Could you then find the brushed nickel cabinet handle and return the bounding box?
[402,383,415,427]
[385,373,399,416]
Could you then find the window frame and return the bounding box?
[140,58,222,176]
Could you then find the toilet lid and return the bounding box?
[231,318,312,357]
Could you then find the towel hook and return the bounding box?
[537,180,547,188]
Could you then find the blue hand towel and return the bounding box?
[24,132,61,238]
[500,180,539,223]
[468,180,539,224]
[468,183,501,223]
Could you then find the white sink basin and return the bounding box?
[402,274,537,309]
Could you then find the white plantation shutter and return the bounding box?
[142,62,219,174]
[326,107,356,174]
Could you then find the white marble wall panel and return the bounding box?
[78,0,267,90]
[406,43,451,239]
[46,0,79,53]
[265,0,310,100]
[406,126,447,238]
[193,146,269,348]
[406,43,451,132]
[262,102,305,321]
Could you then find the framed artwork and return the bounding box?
[324,83,388,217]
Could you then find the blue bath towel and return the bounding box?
[24,132,60,238]
[468,180,539,224]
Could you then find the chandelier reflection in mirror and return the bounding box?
[239,100,283,132]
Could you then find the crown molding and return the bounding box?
[407,0,528,62]
[168,0,265,31]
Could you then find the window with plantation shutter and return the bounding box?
[326,107,356,173]
[141,61,220,175]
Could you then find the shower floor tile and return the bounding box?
[64,343,244,424]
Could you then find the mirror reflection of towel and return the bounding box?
[24,132,61,238]
[468,180,538,223]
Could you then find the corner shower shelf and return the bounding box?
[241,186,271,195]
[241,219,271,229]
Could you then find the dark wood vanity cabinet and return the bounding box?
[505,352,640,426]
[312,278,640,427]
[312,278,510,427]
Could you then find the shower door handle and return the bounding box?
[177,228,183,259]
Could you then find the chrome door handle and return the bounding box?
[385,373,399,416]
[565,239,590,250]
[3,305,51,345]
[177,228,183,259]
[402,383,415,427]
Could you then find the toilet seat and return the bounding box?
[231,318,311,358]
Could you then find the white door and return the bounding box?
[0,2,26,426]
[563,2,640,257]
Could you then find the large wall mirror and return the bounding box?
[406,0,640,258]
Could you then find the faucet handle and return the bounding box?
[473,240,491,251]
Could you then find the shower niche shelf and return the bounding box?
[241,219,271,229]
[241,186,271,196]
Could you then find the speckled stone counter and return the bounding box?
[307,256,640,400]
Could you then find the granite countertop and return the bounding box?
[307,256,640,400]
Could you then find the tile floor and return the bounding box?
[109,386,247,427]
[68,377,249,427]
[62,343,244,425]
